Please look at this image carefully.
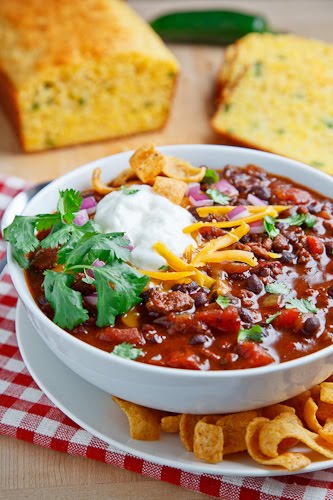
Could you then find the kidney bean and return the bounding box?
[245,274,263,294]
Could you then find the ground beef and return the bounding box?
[30,247,58,271]
[71,273,96,295]
[145,289,194,315]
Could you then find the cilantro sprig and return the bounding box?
[263,215,279,239]
[265,282,291,295]
[216,295,230,310]
[206,188,230,205]
[113,342,143,360]
[121,186,139,195]
[237,325,263,343]
[203,169,219,185]
[4,189,149,330]
[285,297,317,314]
[279,213,316,228]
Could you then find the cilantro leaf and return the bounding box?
[237,325,263,343]
[64,232,130,269]
[203,169,219,185]
[57,189,82,224]
[266,312,281,324]
[35,213,61,231]
[265,282,291,295]
[206,188,230,205]
[279,213,316,228]
[43,270,89,329]
[216,295,230,310]
[158,265,169,271]
[121,185,139,195]
[4,216,39,254]
[41,222,72,249]
[56,221,102,264]
[286,297,317,314]
[112,342,143,360]
[12,246,30,269]
[93,263,149,327]
[264,215,279,239]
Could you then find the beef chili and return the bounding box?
[7,160,333,371]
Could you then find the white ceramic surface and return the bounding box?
[16,300,333,477]
[7,145,333,413]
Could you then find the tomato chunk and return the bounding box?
[97,327,143,345]
[307,235,324,255]
[237,342,274,368]
[196,306,241,335]
[273,309,301,330]
[166,351,202,370]
[271,183,312,204]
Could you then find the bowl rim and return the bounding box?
[7,144,333,378]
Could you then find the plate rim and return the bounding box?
[15,299,333,478]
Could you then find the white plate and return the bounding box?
[16,300,333,477]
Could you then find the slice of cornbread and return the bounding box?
[0,0,179,151]
[212,34,333,173]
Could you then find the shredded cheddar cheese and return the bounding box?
[139,270,195,280]
[196,205,291,217]
[153,242,214,288]
[202,250,258,266]
[190,223,250,267]
[267,252,282,259]
[183,208,279,234]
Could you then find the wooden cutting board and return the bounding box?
[1,0,332,184]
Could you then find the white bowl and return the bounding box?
[7,145,333,414]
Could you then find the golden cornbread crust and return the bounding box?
[212,34,333,174]
[0,0,179,151]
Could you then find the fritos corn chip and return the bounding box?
[92,168,117,194]
[261,404,295,420]
[153,176,187,205]
[258,413,333,459]
[163,157,206,182]
[110,167,136,187]
[304,397,322,432]
[130,144,165,183]
[112,396,161,440]
[319,419,333,444]
[193,421,223,464]
[216,411,259,455]
[246,417,311,471]
[179,414,202,451]
[320,382,333,404]
[161,415,181,433]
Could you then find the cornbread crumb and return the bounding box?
[212,34,333,174]
[0,0,179,151]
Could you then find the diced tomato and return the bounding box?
[237,342,274,368]
[273,309,301,330]
[196,305,241,335]
[97,327,143,345]
[307,235,324,255]
[271,183,312,204]
[166,351,202,370]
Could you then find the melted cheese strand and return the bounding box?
[139,270,195,280]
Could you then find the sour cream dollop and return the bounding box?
[94,185,197,270]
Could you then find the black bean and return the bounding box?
[38,295,49,306]
[192,291,209,307]
[239,308,253,323]
[189,334,210,345]
[172,282,199,294]
[251,185,271,201]
[280,251,296,264]
[258,267,271,277]
[141,290,151,305]
[240,234,251,244]
[301,316,320,336]
[245,274,263,294]
[328,287,333,299]
[325,242,333,257]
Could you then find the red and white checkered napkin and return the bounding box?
[1,174,333,499]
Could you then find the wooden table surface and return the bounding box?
[1,1,333,498]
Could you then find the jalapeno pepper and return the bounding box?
[150,10,272,45]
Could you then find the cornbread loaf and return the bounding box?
[0,0,179,152]
[212,34,333,173]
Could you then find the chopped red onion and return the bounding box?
[213,179,239,197]
[227,206,250,221]
[128,245,134,252]
[84,294,97,306]
[186,182,200,195]
[247,193,267,206]
[81,196,97,214]
[73,209,89,226]
[188,185,214,207]
[249,221,265,234]
[189,195,214,207]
